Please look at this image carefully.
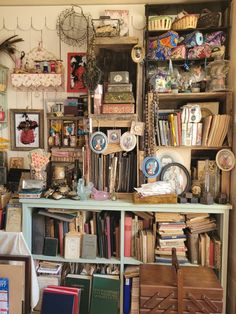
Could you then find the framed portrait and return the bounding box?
[142,156,161,179]
[160,162,191,196]
[67,52,87,93]
[90,131,108,154]
[9,157,24,169]
[120,131,137,152]
[10,109,44,151]
[216,149,235,171]
[107,129,121,144]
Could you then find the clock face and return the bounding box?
[114,74,123,83]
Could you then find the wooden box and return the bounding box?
[102,103,135,114]
[140,262,223,313]
[133,192,177,204]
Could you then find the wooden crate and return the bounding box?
[133,192,177,204]
[140,256,223,313]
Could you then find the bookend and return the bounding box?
[200,191,214,205]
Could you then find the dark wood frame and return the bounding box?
[0,254,31,314]
[10,109,44,151]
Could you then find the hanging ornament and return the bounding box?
[90,131,108,154]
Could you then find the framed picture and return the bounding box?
[160,162,191,196]
[104,9,129,36]
[216,149,235,171]
[142,156,161,178]
[107,129,121,144]
[9,157,24,169]
[90,131,108,154]
[120,131,136,152]
[67,52,87,93]
[10,109,44,151]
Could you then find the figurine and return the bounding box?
[77,178,93,200]
[91,187,109,201]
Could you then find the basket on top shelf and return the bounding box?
[172,11,198,30]
[148,15,172,31]
[197,9,222,28]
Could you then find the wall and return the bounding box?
[0,5,144,167]
[228,0,236,312]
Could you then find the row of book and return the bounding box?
[36,271,120,314]
[90,150,137,193]
[156,111,230,147]
[124,212,221,269]
[32,209,120,260]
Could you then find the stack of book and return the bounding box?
[102,71,135,114]
[185,213,220,268]
[155,212,188,264]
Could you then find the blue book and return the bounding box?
[0,278,9,314]
[41,289,75,314]
[123,278,132,314]
[159,234,186,240]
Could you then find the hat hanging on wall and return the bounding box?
[56,5,90,47]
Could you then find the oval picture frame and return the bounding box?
[90,131,108,154]
[216,149,236,172]
[131,44,145,63]
[120,132,137,152]
[160,162,190,196]
[142,156,161,178]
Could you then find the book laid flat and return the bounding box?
[38,209,77,222]
[90,274,120,314]
[65,274,92,314]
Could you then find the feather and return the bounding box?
[0,35,24,59]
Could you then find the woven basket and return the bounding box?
[148,15,172,31]
[172,14,198,30]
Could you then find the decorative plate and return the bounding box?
[142,156,161,178]
[160,162,191,196]
[120,131,137,152]
[90,131,108,154]
[216,149,235,171]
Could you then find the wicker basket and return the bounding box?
[172,13,198,30]
[148,15,172,31]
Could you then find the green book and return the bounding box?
[65,274,92,314]
[90,274,120,314]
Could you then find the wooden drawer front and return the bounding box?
[184,298,223,313]
[140,291,178,313]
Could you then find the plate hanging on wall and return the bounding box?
[120,131,137,152]
[90,131,108,154]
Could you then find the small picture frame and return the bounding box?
[10,109,44,151]
[67,52,87,93]
[131,44,145,63]
[107,129,121,144]
[9,157,24,169]
[160,162,191,196]
[120,131,137,152]
[216,149,235,171]
[90,131,108,154]
[142,156,161,178]
[130,121,145,136]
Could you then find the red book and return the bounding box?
[124,216,132,257]
[58,221,64,257]
[106,215,111,259]
[115,225,120,258]
[176,111,182,146]
[209,237,214,268]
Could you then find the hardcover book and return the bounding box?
[90,274,120,314]
[65,274,92,314]
[81,234,97,259]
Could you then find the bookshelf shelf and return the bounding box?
[20,198,231,313]
[33,254,121,265]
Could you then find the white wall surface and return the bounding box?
[0,5,144,167]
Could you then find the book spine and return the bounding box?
[124,216,132,257]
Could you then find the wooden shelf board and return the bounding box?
[158,91,232,100]
[90,114,138,127]
[155,146,231,150]
[33,254,121,264]
[95,36,138,47]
